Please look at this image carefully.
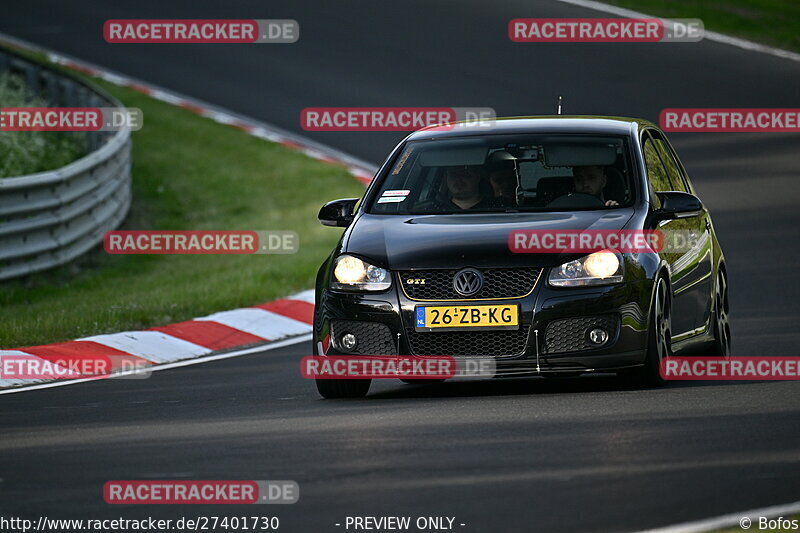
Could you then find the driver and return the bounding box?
[572,165,619,206]
[438,165,499,210]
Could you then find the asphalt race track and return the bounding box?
[2,1,799,531]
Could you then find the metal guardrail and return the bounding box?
[0,47,131,281]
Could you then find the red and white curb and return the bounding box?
[0,290,316,390]
[0,33,379,391]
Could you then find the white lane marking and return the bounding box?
[637,499,800,532]
[556,0,800,63]
[148,88,184,105]
[250,127,288,143]
[203,109,237,125]
[0,334,311,395]
[80,331,210,363]
[289,289,316,305]
[194,308,312,339]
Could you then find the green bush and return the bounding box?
[0,72,87,178]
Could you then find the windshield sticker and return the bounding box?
[392,146,414,174]
[378,190,409,203]
[381,190,410,197]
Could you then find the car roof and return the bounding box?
[406,115,655,141]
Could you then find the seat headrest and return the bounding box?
[603,167,626,203]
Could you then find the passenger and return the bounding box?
[572,165,619,206]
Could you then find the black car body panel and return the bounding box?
[344,210,635,270]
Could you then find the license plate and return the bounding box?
[415,305,519,332]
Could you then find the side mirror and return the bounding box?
[654,191,704,220]
[318,198,360,227]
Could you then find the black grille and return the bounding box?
[399,268,542,300]
[544,315,619,354]
[331,320,396,355]
[406,326,530,357]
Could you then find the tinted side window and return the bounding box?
[652,135,689,193]
[642,135,672,210]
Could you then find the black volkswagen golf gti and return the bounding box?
[313,117,730,398]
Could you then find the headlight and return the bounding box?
[548,251,624,287]
[332,255,391,291]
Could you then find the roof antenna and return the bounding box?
[557,95,563,115]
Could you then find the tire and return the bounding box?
[621,275,672,388]
[315,378,371,399]
[400,379,446,385]
[643,275,673,387]
[710,270,731,357]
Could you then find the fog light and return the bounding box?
[588,328,608,345]
[341,332,357,351]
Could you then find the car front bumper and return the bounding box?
[314,276,653,374]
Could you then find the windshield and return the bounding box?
[368,134,636,214]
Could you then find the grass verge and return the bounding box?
[601,0,800,52]
[0,59,366,348]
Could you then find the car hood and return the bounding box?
[344,209,635,269]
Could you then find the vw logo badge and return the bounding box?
[453,268,483,297]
